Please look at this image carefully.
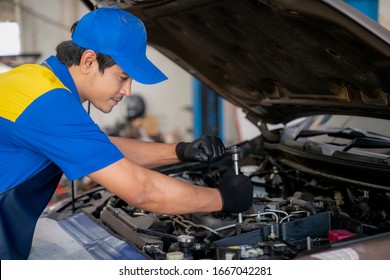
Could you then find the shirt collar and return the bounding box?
[43,56,80,102]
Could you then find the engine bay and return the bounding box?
[47,137,390,260]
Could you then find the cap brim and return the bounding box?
[113,55,168,85]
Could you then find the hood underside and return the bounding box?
[96,0,390,124]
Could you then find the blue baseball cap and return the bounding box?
[71,8,167,85]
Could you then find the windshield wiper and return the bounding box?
[343,137,390,152]
[295,127,390,152]
[296,127,373,140]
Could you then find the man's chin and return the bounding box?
[103,108,113,113]
[95,106,113,114]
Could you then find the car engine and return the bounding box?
[47,136,390,260]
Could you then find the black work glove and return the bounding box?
[175,135,226,163]
[218,173,253,213]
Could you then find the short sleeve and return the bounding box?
[11,89,124,180]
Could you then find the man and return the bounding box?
[0,8,253,259]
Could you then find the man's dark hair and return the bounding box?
[55,21,116,73]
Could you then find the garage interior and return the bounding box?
[1,0,390,261]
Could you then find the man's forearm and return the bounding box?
[89,158,223,214]
[108,136,179,168]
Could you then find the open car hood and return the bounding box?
[93,0,390,124]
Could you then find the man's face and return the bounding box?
[83,64,133,113]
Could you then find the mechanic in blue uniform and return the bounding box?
[0,8,253,259]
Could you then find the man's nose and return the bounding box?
[121,79,132,96]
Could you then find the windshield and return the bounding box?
[282,115,390,155]
[307,115,390,138]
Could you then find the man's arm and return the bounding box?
[109,134,226,168]
[99,135,252,215]
[88,158,223,214]
[108,136,179,168]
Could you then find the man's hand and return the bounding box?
[175,135,226,163]
[218,173,253,213]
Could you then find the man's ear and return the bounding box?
[79,50,97,73]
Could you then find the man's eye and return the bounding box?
[120,76,128,81]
